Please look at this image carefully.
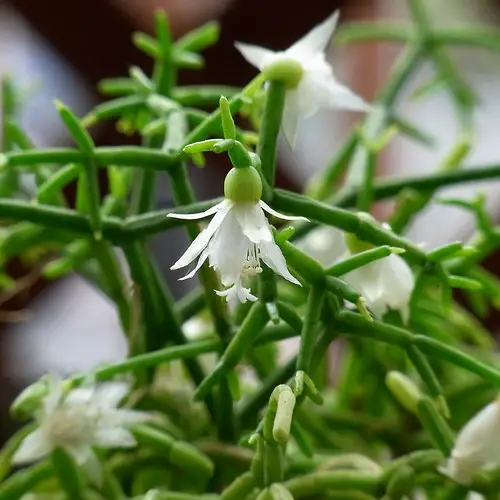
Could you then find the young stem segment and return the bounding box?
[257,81,286,309]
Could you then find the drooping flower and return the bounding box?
[440,399,500,485]
[298,224,414,321]
[235,11,371,147]
[13,375,149,484]
[168,166,306,308]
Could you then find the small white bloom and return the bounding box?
[168,199,305,306]
[297,225,346,266]
[13,375,149,485]
[440,399,500,485]
[345,252,414,322]
[298,225,414,320]
[235,11,370,147]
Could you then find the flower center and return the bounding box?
[45,405,98,448]
[262,57,304,89]
[241,243,263,279]
[224,166,263,203]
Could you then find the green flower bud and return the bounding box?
[263,58,303,89]
[386,371,422,415]
[224,166,262,203]
[344,232,374,254]
[11,376,50,419]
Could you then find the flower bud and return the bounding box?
[10,376,50,419]
[385,371,422,415]
[262,58,304,89]
[224,166,262,203]
[344,232,374,254]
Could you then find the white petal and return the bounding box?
[282,92,301,148]
[208,209,249,285]
[233,203,272,243]
[166,200,229,220]
[13,429,51,464]
[379,255,414,314]
[95,427,137,448]
[234,42,276,70]
[171,207,229,271]
[179,248,210,281]
[65,387,95,407]
[93,382,129,409]
[345,260,384,305]
[287,11,340,59]
[322,78,372,112]
[99,409,151,428]
[297,227,347,266]
[454,401,500,461]
[259,200,308,222]
[259,240,301,285]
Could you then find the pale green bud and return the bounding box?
[224,166,262,203]
[263,58,304,89]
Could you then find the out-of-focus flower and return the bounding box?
[235,11,370,147]
[13,375,149,484]
[440,399,500,485]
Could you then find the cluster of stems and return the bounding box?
[2,1,500,499]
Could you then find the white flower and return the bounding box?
[13,375,149,485]
[440,399,500,485]
[345,251,414,322]
[235,11,370,147]
[297,226,346,266]
[168,199,305,306]
[298,225,414,320]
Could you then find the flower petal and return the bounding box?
[209,209,249,285]
[99,409,151,428]
[234,42,276,70]
[65,387,95,407]
[380,255,414,313]
[95,427,138,448]
[259,200,308,222]
[179,248,210,281]
[93,382,130,409]
[287,11,340,59]
[323,78,372,112]
[259,240,301,285]
[171,207,229,271]
[13,429,51,464]
[167,200,229,220]
[233,203,272,243]
[282,92,301,149]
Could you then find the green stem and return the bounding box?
[285,470,380,498]
[122,242,216,417]
[273,189,427,264]
[297,285,325,373]
[258,81,286,187]
[169,159,233,440]
[1,147,176,170]
[0,461,53,500]
[71,339,220,385]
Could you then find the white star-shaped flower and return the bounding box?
[13,375,149,484]
[235,11,370,147]
[298,225,414,321]
[440,399,500,485]
[168,198,305,308]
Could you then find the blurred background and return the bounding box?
[2,0,500,442]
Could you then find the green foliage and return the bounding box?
[3,1,500,498]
